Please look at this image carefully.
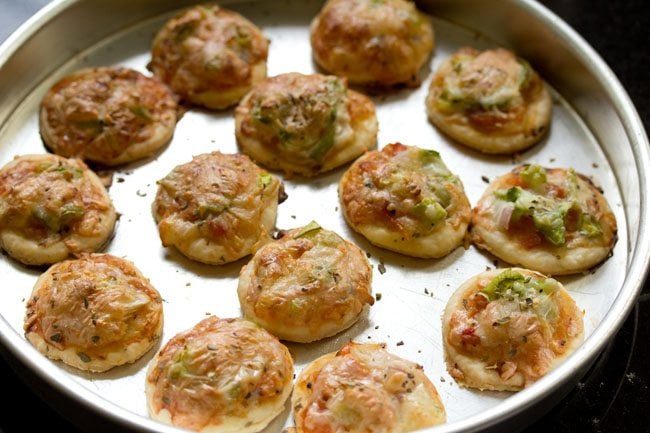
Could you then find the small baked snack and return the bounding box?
[293,342,446,433]
[310,0,434,86]
[152,152,281,265]
[471,164,617,275]
[39,67,177,165]
[0,154,116,265]
[339,143,471,258]
[24,254,163,372]
[150,4,269,109]
[238,221,374,343]
[146,316,293,433]
[235,72,377,177]
[443,268,584,391]
[426,47,551,154]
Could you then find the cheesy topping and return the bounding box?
[24,254,162,362]
[341,143,467,239]
[294,342,445,433]
[150,5,268,98]
[239,222,374,342]
[446,269,583,386]
[40,67,177,164]
[147,317,293,431]
[0,155,113,248]
[239,73,353,165]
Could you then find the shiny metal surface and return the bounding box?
[0,1,647,432]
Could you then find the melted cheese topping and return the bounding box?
[39,67,177,165]
[0,154,115,264]
[340,143,470,257]
[150,5,268,108]
[152,152,280,265]
[236,72,378,176]
[310,0,434,86]
[147,317,293,432]
[293,342,445,433]
[471,165,617,274]
[443,268,583,390]
[238,223,374,342]
[24,254,163,371]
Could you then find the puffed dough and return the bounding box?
[146,316,293,433]
[426,47,551,154]
[293,342,446,433]
[339,143,471,258]
[238,222,374,342]
[152,152,281,265]
[310,0,434,86]
[471,165,617,275]
[0,154,116,265]
[236,72,377,177]
[442,268,584,391]
[39,67,177,165]
[24,254,163,372]
[150,5,269,109]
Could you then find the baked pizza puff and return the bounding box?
[150,4,268,109]
[0,154,116,266]
[293,342,446,433]
[426,47,552,154]
[310,0,434,86]
[471,164,617,275]
[152,152,281,265]
[146,316,293,433]
[443,268,584,391]
[339,143,471,258]
[235,73,377,177]
[39,67,178,166]
[24,254,163,372]
[238,221,374,343]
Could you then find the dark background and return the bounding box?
[0,0,648,431]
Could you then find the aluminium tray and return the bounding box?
[0,0,648,432]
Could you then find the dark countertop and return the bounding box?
[0,0,648,431]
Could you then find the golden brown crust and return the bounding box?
[146,317,293,433]
[150,4,269,109]
[442,268,584,391]
[24,254,163,372]
[0,154,116,265]
[471,165,617,275]
[293,342,446,433]
[339,143,470,258]
[152,152,281,265]
[426,47,551,154]
[39,67,177,165]
[235,73,377,177]
[310,0,434,86]
[238,223,374,342]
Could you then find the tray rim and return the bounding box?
[0,0,648,432]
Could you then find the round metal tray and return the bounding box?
[0,0,648,432]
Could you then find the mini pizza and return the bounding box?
[310,0,434,86]
[339,143,471,258]
[293,342,446,433]
[24,254,163,372]
[146,316,293,433]
[39,67,178,165]
[150,4,269,109]
[235,72,378,177]
[152,152,281,265]
[0,154,116,266]
[471,164,617,275]
[426,47,552,154]
[443,268,584,391]
[238,221,374,343]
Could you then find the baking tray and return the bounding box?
[0,0,648,432]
